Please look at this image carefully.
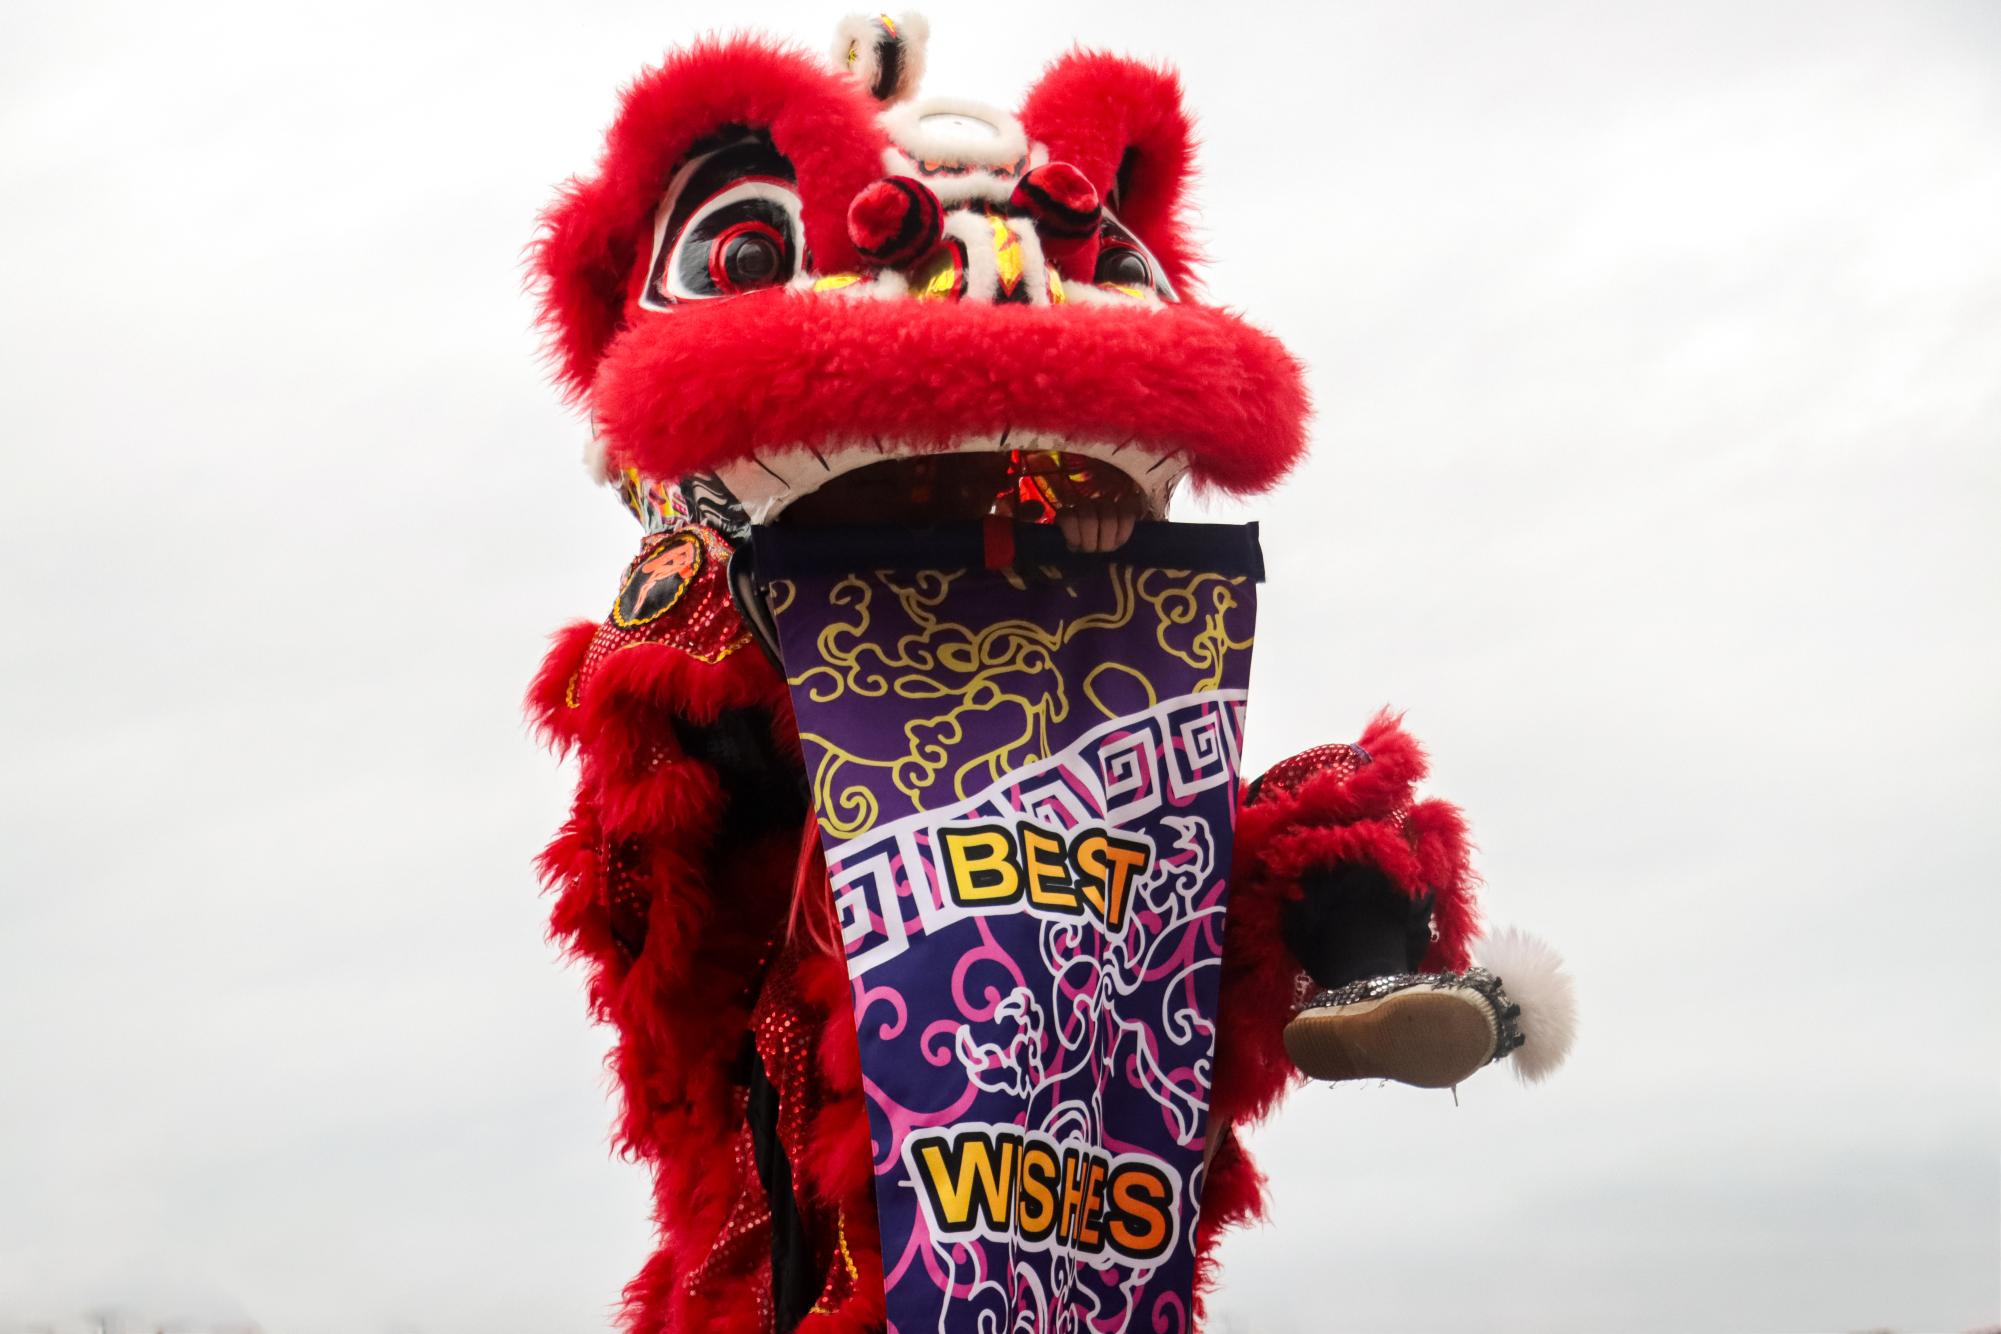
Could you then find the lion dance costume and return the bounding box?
[526,16,1575,1333]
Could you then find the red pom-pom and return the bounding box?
[1011,162,1099,235]
[1011,161,1101,278]
[847,175,943,268]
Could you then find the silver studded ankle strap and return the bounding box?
[1298,968,1527,1066]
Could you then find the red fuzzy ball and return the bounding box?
[847,175,944,268]
[1011,161,1099,236]
[1011,161,1102,278]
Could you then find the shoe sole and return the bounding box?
[1283,988,1495,1088]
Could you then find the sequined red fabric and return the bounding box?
[1255,742,1412,833]
[602,836,649,958]
[677,1101,776,1326]
[752,956,818,1169]
[1255,743,1369,799]
[568,525,753,708]
[752,943,860,1316]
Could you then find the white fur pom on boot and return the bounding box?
[1472,927,1578,1083]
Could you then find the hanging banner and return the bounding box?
[757,521,1262,1334]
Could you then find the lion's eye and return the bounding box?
[1095,244,1152,289]
[641,136,802,308]
[713,225,784,291]
[1094,211,1177,302]
[665,187,798,300]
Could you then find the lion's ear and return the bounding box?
[831,12,930,104]
[1018,53,1200,296]
[533,173,627,402]
[531,36,887,399]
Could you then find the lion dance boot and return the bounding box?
[1247,744,1578,1089]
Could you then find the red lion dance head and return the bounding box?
[535,15,1310,537]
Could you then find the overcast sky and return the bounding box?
[2,1,1997,1331]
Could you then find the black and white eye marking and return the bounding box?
[640,136,803,309]
[1093,211,1177,302]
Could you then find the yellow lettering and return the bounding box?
[1108,1164,1172,1258]
[1096,838,1148,931]
[942,827,1021,905]
[1017,1142,1059,1239]
[916,1134,1018,1230]
[1073,832,1149,930]
[1078,1157,1109,1251]
[1022,825,1077,912]
[1057,1147,1088,1244]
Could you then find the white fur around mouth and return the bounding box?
[713,432,1187,525]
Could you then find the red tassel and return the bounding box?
[982,513,1016,571]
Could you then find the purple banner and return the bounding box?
[757,522,1262,1334]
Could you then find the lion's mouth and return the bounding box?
[722,442,1168,657]
[715,432,1183,529]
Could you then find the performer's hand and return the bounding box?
[1056,493,1143,553]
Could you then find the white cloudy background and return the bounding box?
[2,1,1996,1330]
